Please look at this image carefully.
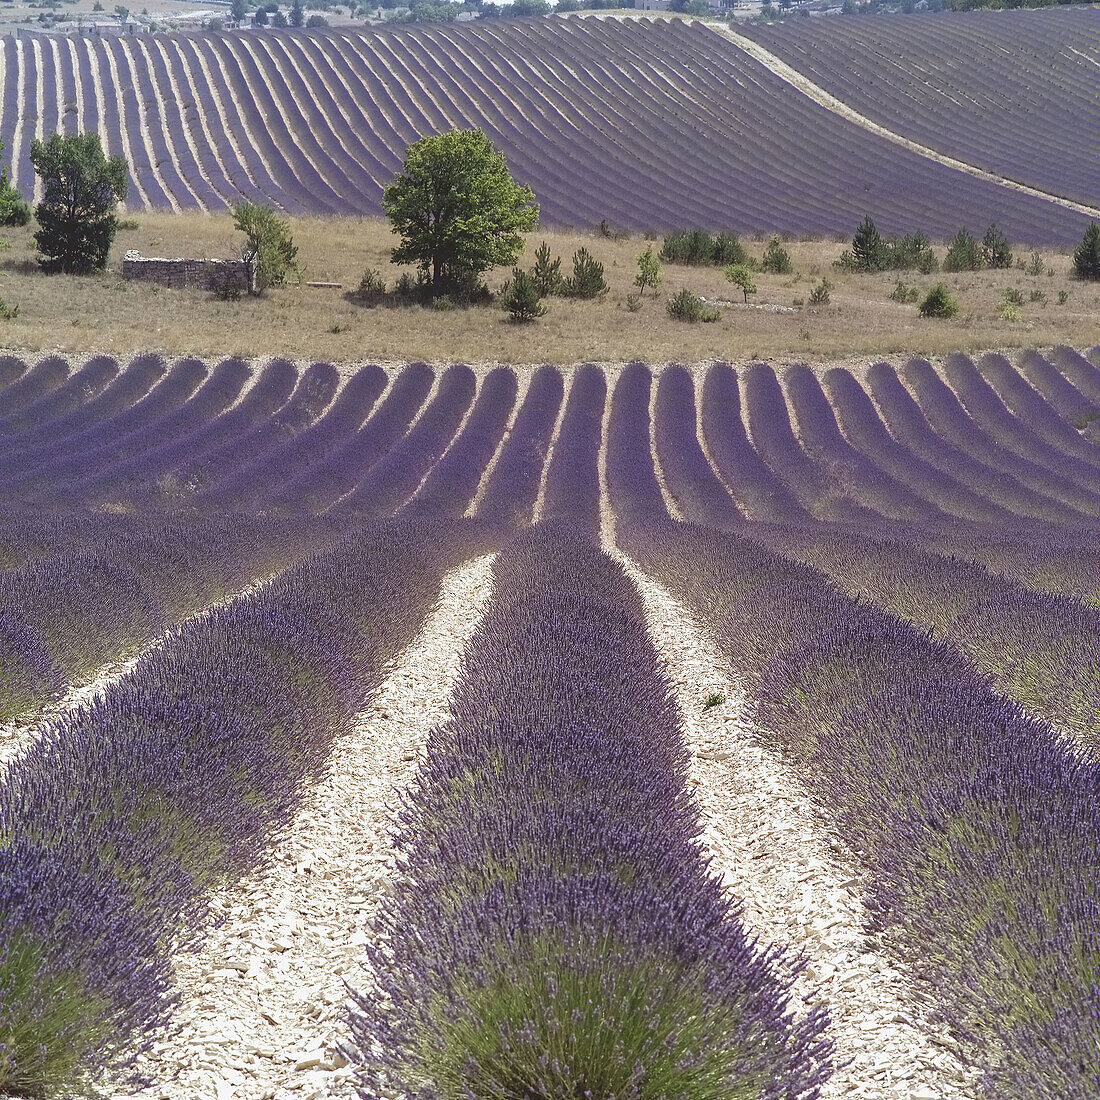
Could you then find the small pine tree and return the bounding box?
[501,267,545,321]
[1073,222,1100,281]
[725,262,757,303]
[531,241,564,296]
[943,228,981,272]
[565,247,608,299]
[981,223,1012,269]
[851,216,887,272]
[634,246,661,296]
[759,234,792,274]
[289,0,304,25]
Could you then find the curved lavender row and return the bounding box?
[604,375,1099,1100]
[0,511,157,573]
[943,353,1100,497]
[759,524,1100,752]
[53,358,253,507]
[1016,350,1100,435]
[653,364,742,529]
[182,361,339,504]
[1049,345,1100,406]
[405,366,518,519]
[866,361,1092,528]
[699,363,809,524]
[0,357,69,420]
[337,363,475,518]
[474,364,564,530]
[348,523,831,1099]
[741,363,872,524]
[125,358,297,507]
[0,357,206,499]
[0,515,494,1099]
[215,365,387,512]
[0,512,338,722]
[0,356,165,463]
[977,352,1100,463]
[0,354,26,393]
[273,362,434,514]
[783,365,940,524]
[821,368,1016,526]
[901,357,1100,517]
[0,357,117,440]
[539,362,605,532]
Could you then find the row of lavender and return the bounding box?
[741,6,1100,208]
[0,18,1088,240]
[346,498,830,1095]
[608,362,1100,1100]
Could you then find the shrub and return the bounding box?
[595,217,629,241]
[1072,222,1100,279]
[531,241,564,296]
[808,277,831,306]
[943,229,981,272]
[0,175,30,227]
[305,13,327,23]
[759,234,792,274]
[849,215,887,272]
[116,217,140,231]
[634,246,661,296]
[1003,287,1024,306]
[500,267,545,322]
[0,297,18,320]
[919,283,959,318]
[659,229,748,267]
[981,223,1012,269]
[1058,290,1069,305]
[431,293,454,311]
[1029,289,1046,304]
[666,288,719,322]
[233,202,297,294]
[886,231,937,273]
[564,247,608,299]
[625,292,642,313]
[356,267,387,302]
[1024,249,1045,276]
[888,280,919,304]
[725,262,757,303]
[997,299,1021,322]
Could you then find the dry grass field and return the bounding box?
[0,212,1096,368]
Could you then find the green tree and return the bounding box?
[531,241,564,296]
[919,283,959,318]
[850,215,887,272]
[634,246,661,296]
[233,202,297,294]
[383,129,537,298]
[1074,222,1100,280]
[564,247,608,299]
[0,138,29,227]
[500,267,545,322]
[253,6,268,23]
[725,262,757,303]
[31,132,127,274]
[272,9,287,24]
[230,0,246,19]
[289,0,304,23]
[943,228,981,272]
[981,223,1012,269]
[759,234,792,274]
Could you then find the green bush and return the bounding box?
[981,223,1012,269]
[625,292,642,313]
[943,229,981,272]
[0,176,30,227]
[919,283,959,318]
[500,267,545,322]
[233,202,298,294]
[808,277,832,306]
[564,247,608,299]
[888,280,919,304]
[666,288,720,322]
[1024,250,1045,277]
[357,267,387,301]
[659,229,749,267]
[531,241,564,296]
[1073,222,1100,280]
[758,234,792,274]
[1002,286,1024,307]
[634,246,661,296]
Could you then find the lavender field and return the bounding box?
[0,14,1093,241]
[1,348,1097,1100]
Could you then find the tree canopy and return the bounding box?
[383,129,538,297]
[31,132,127,274]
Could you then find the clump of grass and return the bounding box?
[703,691,726,710]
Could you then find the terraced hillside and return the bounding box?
[0,16,1092,242]
[2,348,1099,1100]
[740,6,1100,208]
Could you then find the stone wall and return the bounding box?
[122,249,252,293]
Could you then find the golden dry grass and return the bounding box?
[0,212,1096,368]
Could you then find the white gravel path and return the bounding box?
[108,553,497,1100]
[616,554,980,1100]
